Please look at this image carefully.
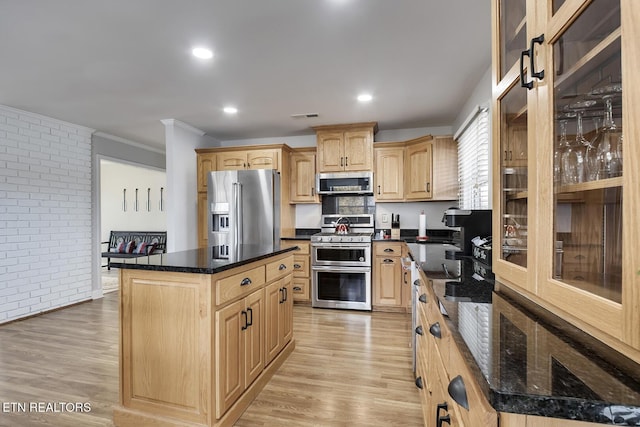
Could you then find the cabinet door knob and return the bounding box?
[345,157,348,166]
[377,185,381,195]
[437,414,451,427]
[341,157,344,167]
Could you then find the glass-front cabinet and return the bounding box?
[492,0,640,360]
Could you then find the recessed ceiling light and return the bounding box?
[357,93,373,102]
[192,47,213,59]
[223,106,238,114]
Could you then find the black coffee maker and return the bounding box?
[442,208,492,259]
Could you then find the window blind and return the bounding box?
[456,106,490,209]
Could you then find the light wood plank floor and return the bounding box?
[0,293,422,427]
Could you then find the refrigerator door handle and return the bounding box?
[234,182,243,246]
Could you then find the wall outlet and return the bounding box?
[381,214,389,224]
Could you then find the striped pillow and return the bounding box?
[135,242,148,254]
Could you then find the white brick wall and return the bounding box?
[0,105,94,323]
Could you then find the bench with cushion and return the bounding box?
[102,231,167,270]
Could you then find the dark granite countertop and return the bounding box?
[406,244,640,425]
[110,245,297,274]
[280,228,320,240]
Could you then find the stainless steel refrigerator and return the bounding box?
[207,169,281,259]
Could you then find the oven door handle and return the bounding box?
[312,265,371,273]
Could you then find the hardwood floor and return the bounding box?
[0,294,422,427]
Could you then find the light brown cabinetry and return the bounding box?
[414,272,497,427]
[265,275,293,365]
[217,149,279,171]
[492,0,640,362]
[197,152,217,192]
[313,122,377,173]
[374,135,458,202]
[195,145,296,247]
[280,240,311,303]
[374,145,404,201]
[405,139,433,200]
[290,149,319,203]
[215,288,264,418]
[114,252,295,427]
[372,242,410,311]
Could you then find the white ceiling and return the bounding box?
[0,0,491,151]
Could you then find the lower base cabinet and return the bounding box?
[215,289,264,418]
[280,240,311,303]
[415,273,497,427]
[265,276,293,365]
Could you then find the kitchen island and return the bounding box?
[110,245,296,427]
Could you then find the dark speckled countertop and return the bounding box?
[407,243,640,425]
[110,244,297,274]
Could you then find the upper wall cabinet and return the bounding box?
[374,136,458,202]
[217,149,279,171]
[492,0,640,360]
[290,148,319,204]
[374,145,404,201]
[313,122,377,173]
[197,152,217,192]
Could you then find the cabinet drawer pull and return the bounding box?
[419,293,427,303]
[415,325,424,336]
[447,375,469,410]
[415,376,424,389]
[279,263,287,271]
[383,259,394,263]
[293,286,302,291]
[429,322,442,339]
[294,263,302,269]
[413,279,421,287]
[383,248,395,253]
[240,278,252,286]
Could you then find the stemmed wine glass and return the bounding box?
[555,113,574,185]
[562,100,596,184]
[589,84,623,179]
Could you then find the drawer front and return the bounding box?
[293,255,309,278]
[280,240,310,255]
[216,266,265,306]
[448,338,498,427]
[291,278,310,302]
[374,242,403,257]
[266,255,294,283]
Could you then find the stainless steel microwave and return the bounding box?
[315,171,374,195]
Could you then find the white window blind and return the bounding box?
[455,107,490,209]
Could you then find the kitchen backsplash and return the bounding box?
[295,201,456,230]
